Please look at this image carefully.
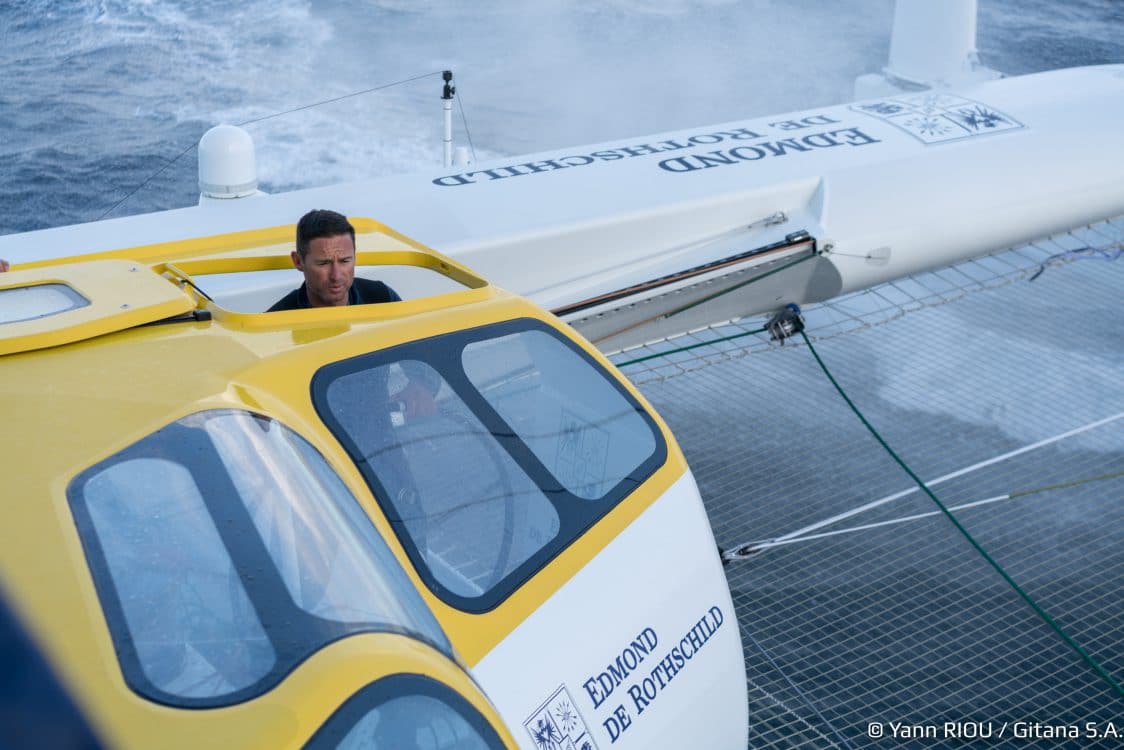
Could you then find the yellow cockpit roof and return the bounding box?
[0,215,684,750]
[0,260,195,356]
[0,218,535,748]
[0,217,492,355]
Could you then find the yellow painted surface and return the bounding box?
[1,219,682,746]
[0,260,195,355]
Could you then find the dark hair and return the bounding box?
[296,209,355,258]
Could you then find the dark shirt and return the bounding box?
[267,277,401,312]
[269,277,440,394]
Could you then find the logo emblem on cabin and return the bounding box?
[524,685,599,750]
[851,93,1023,144]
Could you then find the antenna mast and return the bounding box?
[442,70,455,167]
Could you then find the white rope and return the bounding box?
[747,491,1020,550]
[730,410,1124,556]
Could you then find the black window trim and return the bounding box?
[67,409,452,709]
[303,673,507,750]
[311,317,668,614]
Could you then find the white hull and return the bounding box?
[3,66,1123,355]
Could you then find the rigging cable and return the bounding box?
[97,70,448,221]
[792,327,1124,701]
[614,325,768,368]
[234,71,443,128]
[664,252,816,321]
[1029,243,1124,281]
[724,410,1124,557]
[732,468,1124,554]
[455,86,478,164]
[611,253,818,368]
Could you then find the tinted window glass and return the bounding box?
[463,329,657,499]
[327,362,560,599]
[306,674,505,750]
[69,410,450,707]
[82,458,274,698]
[206,413,442,630]
[314,319,665,611]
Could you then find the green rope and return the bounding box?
[615,326,768,368]
[798,329,1124,699]
[666,252,817,319]
[611,249,817,369]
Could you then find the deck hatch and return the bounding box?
[0,282,89,324]
[0,260,195,356]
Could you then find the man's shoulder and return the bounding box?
[352,277,401,304]
[267,287,303,312]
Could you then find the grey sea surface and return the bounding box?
[0,0,1120,235]
[2,1,1122,747]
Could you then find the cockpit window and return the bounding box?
[81,457,275,699]
[324,361,561,601]
[305,674,506,749]
[313,319,666,612]
[462,329,658,499]
[68,410,450,708]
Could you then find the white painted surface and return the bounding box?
[2,66,1122,330]
[473,471,748,750]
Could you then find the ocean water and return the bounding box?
[2,4,1122,745]
[0,0,1120,237]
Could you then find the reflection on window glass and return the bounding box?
[327,363,560,599]
[463,330,657,499]
[336,695,494,750]
[204,412,445,635]
[70,410,450,708]
[307,675,505,750]
[83,458,275,698]
[315,320,664,610]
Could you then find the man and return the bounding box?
[269,209,399,311]
[271,209,435,418]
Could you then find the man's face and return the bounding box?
[292,233,355,307]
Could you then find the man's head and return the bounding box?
[292,209,356,307]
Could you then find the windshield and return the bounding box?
[69,410,450,708]
[314,318,666,611]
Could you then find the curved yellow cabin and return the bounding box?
[0,220,746,749]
